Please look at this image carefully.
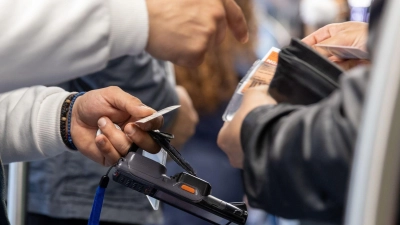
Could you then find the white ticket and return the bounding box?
[315,44,369,59]
[135,105,181,124]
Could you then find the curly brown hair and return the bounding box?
[175,0,257,114]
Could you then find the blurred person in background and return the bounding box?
[253,0,350,49]
[218,0,384,224]
[300,0,350,35]
[243,0,351,224]
[25,54,198,225]
[162,1,257,225]
[254,0,303,38]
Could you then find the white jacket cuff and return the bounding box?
[36,91,72,157]
[107,0,149,58]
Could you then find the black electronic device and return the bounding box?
[112,151,248,225]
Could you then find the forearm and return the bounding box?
[241,67,368,221]
[0,0,148,93]
[0,86,71,164]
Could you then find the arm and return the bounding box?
[218,2,383,220]
[0,86,71,163]
[218,67,368,221]
[0,0,249,93]
[0,85,163,165]
[0,0,149,93]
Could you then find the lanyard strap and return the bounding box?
[88,175,109,225]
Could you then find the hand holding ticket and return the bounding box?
[222,48,280,121]
[96,105,180,211]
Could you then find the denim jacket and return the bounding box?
[27,53,178,224]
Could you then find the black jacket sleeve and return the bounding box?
[241,67,368,222]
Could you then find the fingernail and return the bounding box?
[125,126,137,136]
[98,117,106,128]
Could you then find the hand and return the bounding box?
[217,85,276,168]
[302,21,370,70]
[167,86,199,150]
[70,86,163,166]
[145,0,249,67]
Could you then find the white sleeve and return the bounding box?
[0,86,73,164]
[0,0,149,93]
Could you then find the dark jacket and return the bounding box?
[241,0,385,222]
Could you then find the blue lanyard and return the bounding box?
[88,175,109,225]
[272,215,279,225]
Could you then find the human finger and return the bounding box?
[302,23,341,46]
[134,116,164,131]
[102,86,157,120]
[335,59,371,71]
[124,123,161,154]
[223,0,249,43]
[98,117,132,156]
[214,15,227,46]
[312,45,335,58]
[95,134,121,166]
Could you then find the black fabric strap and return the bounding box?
[148,130,196,176]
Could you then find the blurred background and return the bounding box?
[161,1,373,225]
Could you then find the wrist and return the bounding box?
[60,92,85,150]
[60,94,75,149]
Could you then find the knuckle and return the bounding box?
[204,25,217,37]
[108,86,122,92]
[210,3,225,20]
[214,10,225,21]
[192,39,208,54]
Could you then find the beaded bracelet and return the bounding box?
[60,94,75,149]
[66,92,86,150]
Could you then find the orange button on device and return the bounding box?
[181,184,196,194]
